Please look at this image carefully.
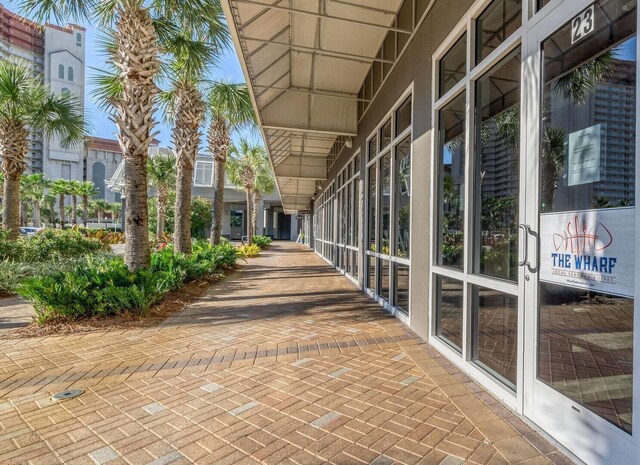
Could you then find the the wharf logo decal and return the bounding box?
[540,207,634,298]
[550,216,616,276]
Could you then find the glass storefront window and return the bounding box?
[538,0,636,434]
[476,0,522,63]
[395,136,411,258]
[395,96,412,137]
[475,50,521,282]
[381,119,392,150]
[440,34,467,96]
[438,92,466,269]
[394,263,410,314]
[436,275,464,352]
[368,165,377,252]
[379,153,391,254]
[368,135,378,162]
[381,259,390,301]
[367,255,376,290]
[473,286,518,390]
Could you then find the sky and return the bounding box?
[4,0,250,149]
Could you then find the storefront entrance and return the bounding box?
[431,1,638,463]
[523,1,637,463]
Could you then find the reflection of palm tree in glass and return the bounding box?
[553,51,615,105]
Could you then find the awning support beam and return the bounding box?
[232,0,411,34]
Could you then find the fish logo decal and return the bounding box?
[552,215,613,255]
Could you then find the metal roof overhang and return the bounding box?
[222,0,406,213]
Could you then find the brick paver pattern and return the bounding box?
[0,243,574,465]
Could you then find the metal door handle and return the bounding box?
[518,224,528,267]
[525,225,539,274]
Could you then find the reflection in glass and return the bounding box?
[436,275,464,352]
[368,135,378,162]
[476,50,520,282]
[438,92,466,269]
[541,3,636,213]
[380,259,390,301]
[367,255,376,291]
[476,0,522,63]
[538,0,636,433]
[538,283,633,433]
[380,153,391,255]
[368,165,377,251]
[394,263,410,314]
[440,34,467,96]
[396,96,412,136]
[381,119,392,150]
[473,286,518,389]
[353,177,360,246]
[395,136,411,258]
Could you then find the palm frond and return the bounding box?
[206,81,256,131]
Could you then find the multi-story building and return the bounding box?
[0,4,85,179]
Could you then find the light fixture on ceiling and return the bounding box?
[345,137,353,149]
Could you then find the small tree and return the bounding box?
[206,82,256,245]
[20,173,49,227]
[50,179,73,228]
[227,139,269,245]
[0,60,84,238]
[77,181,98,227]
[147,152,176,236]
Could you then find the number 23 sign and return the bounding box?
[572,5,595,44]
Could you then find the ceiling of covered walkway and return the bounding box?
[222,0,407,213]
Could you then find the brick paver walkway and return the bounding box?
[0,243,572,465]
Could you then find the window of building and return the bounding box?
[194,161,213,186]
[431,7,522,394]
[92,162,106,199]
[68,67,74,81]
[76,32,82,46]
[366,89,413,315]
[58,64,64,79]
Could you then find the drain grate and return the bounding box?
[52,389,84,401]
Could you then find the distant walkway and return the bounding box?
[0,243,571,464]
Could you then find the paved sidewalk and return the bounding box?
[0,243,571,465]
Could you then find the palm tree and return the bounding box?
[161,32,223,254]
[93,199,110,223]
[251,170,275,237]
[205,82,256,245]
[20,174,49,227]
[68,180,84,225]
[227,139,269,245]
[50,179,73,228]
[26,0,227,270]
[77,181,98,227]
[110,201,122,225]
[147,152,176,236]
[0,60,84,238]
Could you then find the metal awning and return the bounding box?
[222,0,405,213]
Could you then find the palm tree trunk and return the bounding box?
[173,81,204,255]
[97,208,103,223]
[0,122,27,239]
[208,116,230,245]
[3,174,21,239]
[252,191,260,238]
[72,195,78,225]
[82,195,88,227]
[113,3,160,271]
[58,194,66,228]
[32,201,41,227]
[245,187,254,245]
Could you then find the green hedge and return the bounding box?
[0,229,105,262]
[18,241,238,325]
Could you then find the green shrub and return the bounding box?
[252,235,272,249]
[0,229,105,263]
[0,257,99,295]
[18,241,238,324]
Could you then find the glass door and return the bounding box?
[523,1,638,463]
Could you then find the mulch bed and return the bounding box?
[6,269,234,339]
